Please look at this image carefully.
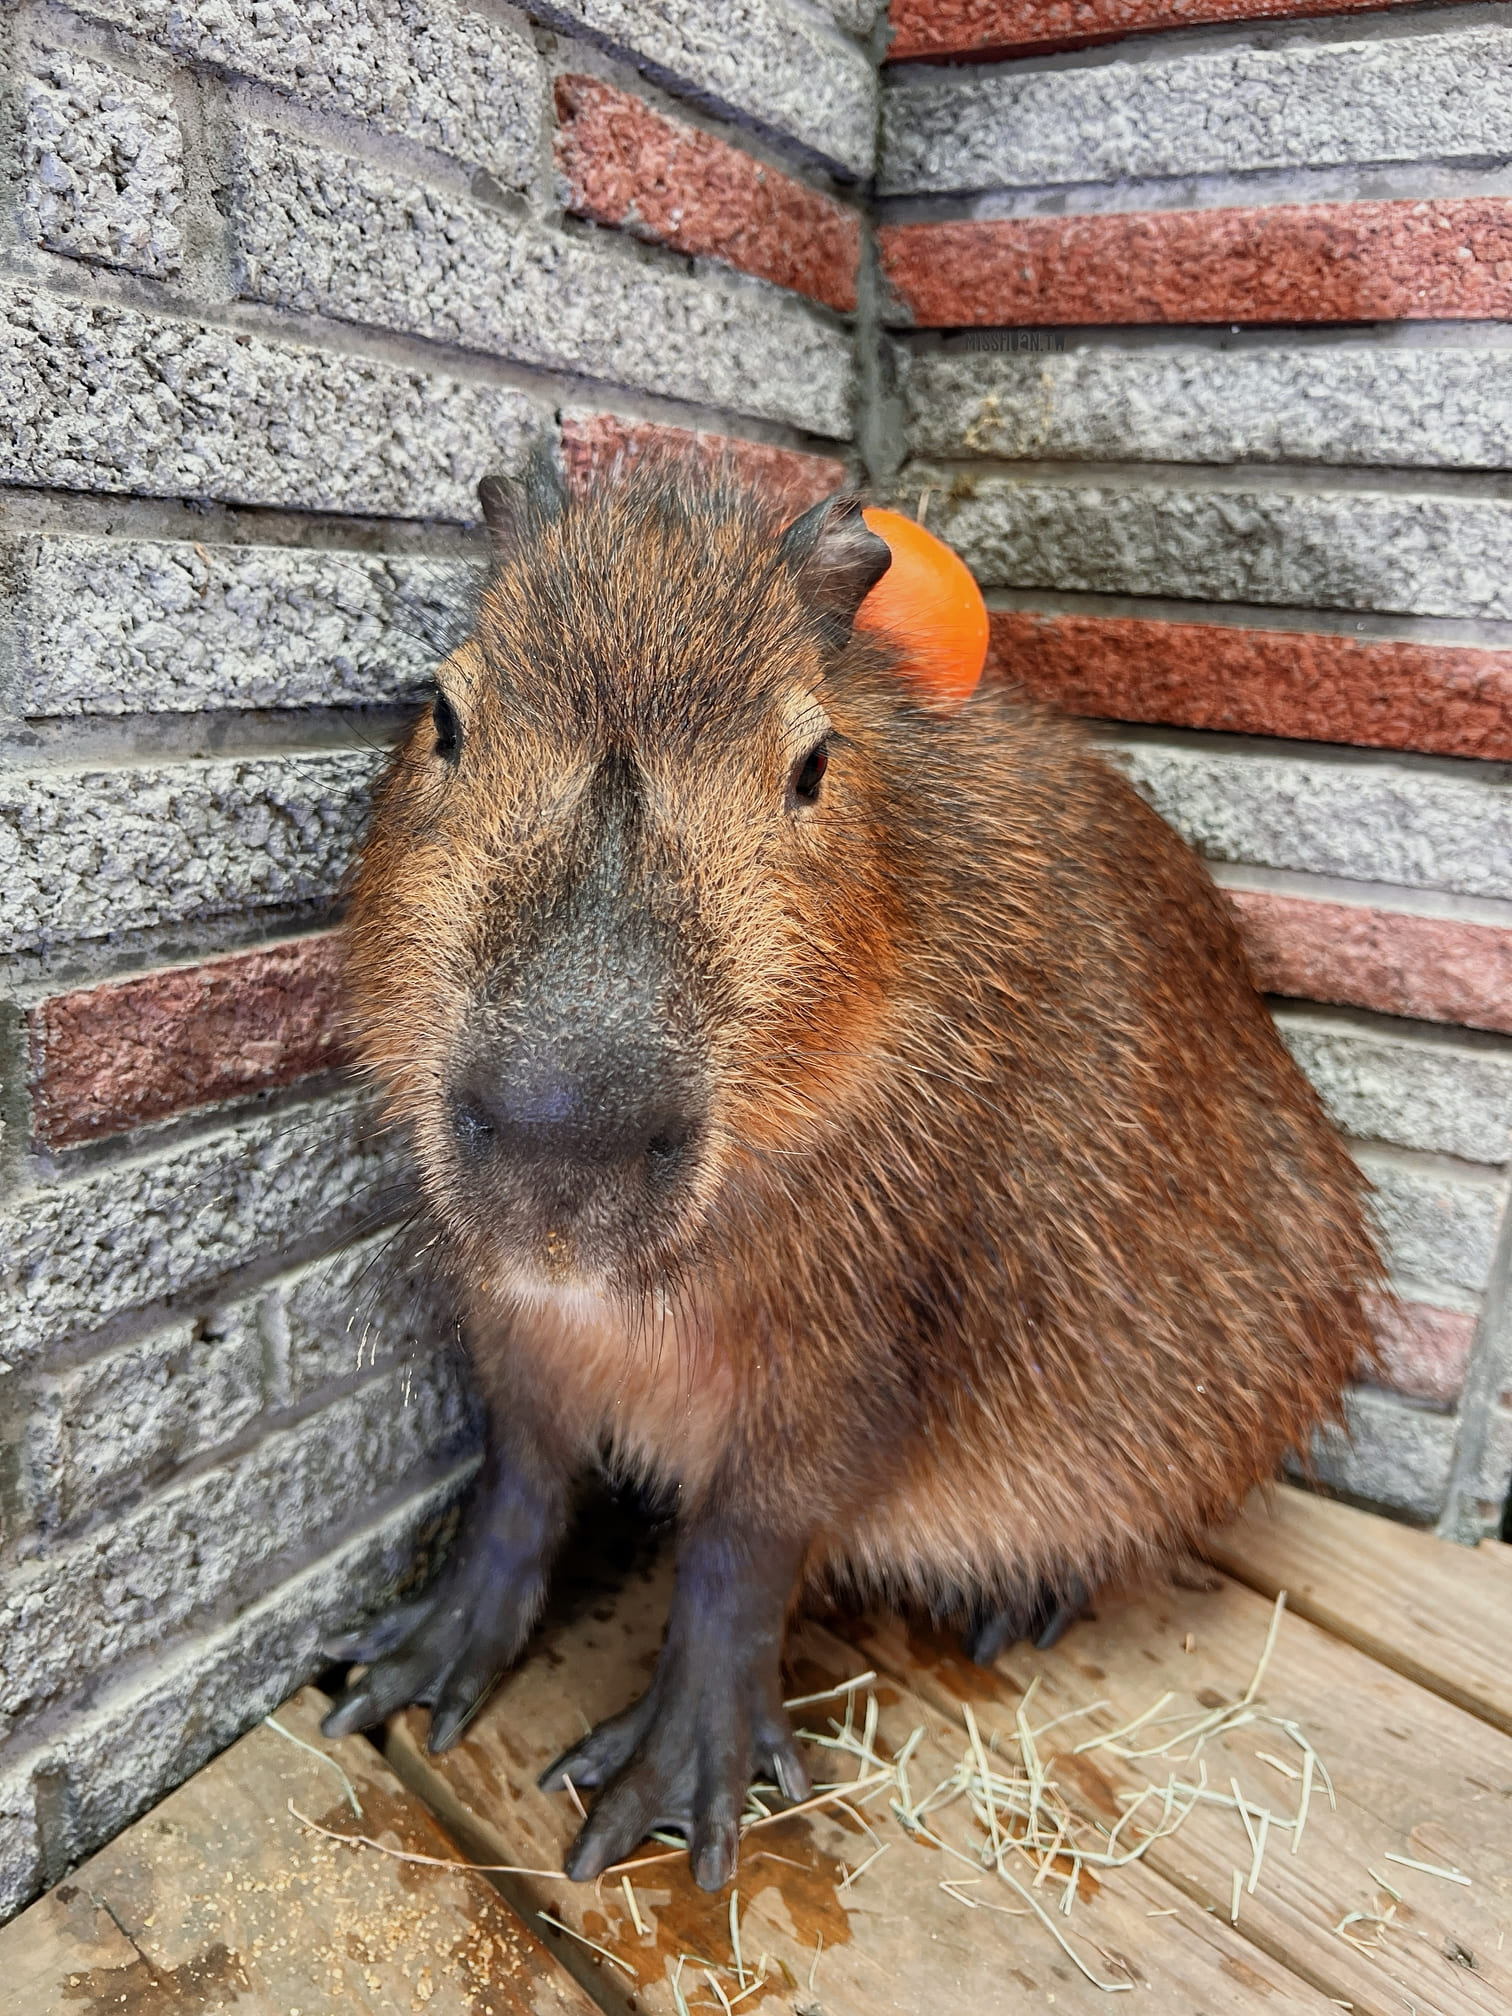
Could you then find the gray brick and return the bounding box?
[0,282,542,519]
[272,1232,456,1407]
[926,472,1512,621]
[812,0,883,32]
[881,23,1512,193]
[1457,1403,1512,1534]
[19,1306,265,1533]
[0,1465,472,1915]
[1302,1384,1458,1523]
[0,1359,474,1742]
[0,747,383,953]
[231,125,854,439]
[17,537,477,717]
[540,0,876,176]
[22,47,184,276]
[0,1093,403,1365]
[1355,1146,1508,1296]
[64,0,542,189]
[904,344,1512,474]
[1111,736,1512,904]
[1276,1009,1512,1166]
[0,1780,38,1926]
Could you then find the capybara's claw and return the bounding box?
[962,1574,1091,1665]
[541,1697,654,1794]
[320,1599,431,1668]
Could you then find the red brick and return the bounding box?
[554,75,861,313]
[1364,1295,1478,1410]
[559,412,847,516]
[1228,891,1512,1039]
[29,934,345,1147]
[880,200,1512,327]
[990,611,1512,762]
[887,0,1418,63]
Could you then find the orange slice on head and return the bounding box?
[855,506,989,709]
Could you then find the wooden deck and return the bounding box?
[7,1484,1511,2015]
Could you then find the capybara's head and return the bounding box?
[348,452,936,1302]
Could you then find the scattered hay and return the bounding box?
[765,1590,1348,1994]
[290,1588,1421,2005]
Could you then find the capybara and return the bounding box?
[323,451,1379,1890]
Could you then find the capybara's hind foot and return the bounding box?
[962,1574,1090,1665]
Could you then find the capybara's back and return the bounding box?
[326,456,1381,1887]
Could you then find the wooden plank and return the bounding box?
[1207,1482,1512,1737]
[0,1686,599,2016]
[382,1551,1339,2013]
[848,1571,1512,2016]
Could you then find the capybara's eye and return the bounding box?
[432,690,461,764]
[790,739,828,807]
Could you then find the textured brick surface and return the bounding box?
[273,1234,454,1406]
[990,610,1512,761]
[0,284,540,519]
[1231,890,1512,1038]
[0,1361,472,1743]
[1366,1295,1479,1410]
[23,48,184,276]
[816,0,883,30]
[0,1093,403,1366]
[0,1782,37,1926]
[555,75,860,311]
[560,411,846,512]
[931,474,1512,621]
[1457,1416,1512,1541]
[538,0,876,176]
[1112,737,1512,903]
[66,0,542,189]
[0,749,381,953]
[0,1467,468,1915]
[1355,1147,1507,1298]
[907,344,1512,474]
[882,25,1512,193]
[885,0,1419,62]
[16,536,473,717]
[29,934,345,1147]
[1307,1384,1457,1523]
[20,1305,264,1532]
[231,127,853,439]
[11,1236,461,1538]
[880,201,1512,328]
[1277,1009,1512,1168]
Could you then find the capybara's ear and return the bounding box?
[477,439,568,565]
[779,493,892,635]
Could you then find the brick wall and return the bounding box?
[4,0,1507,1926]
[876,0,1512,1541]
[0,0,871,1917]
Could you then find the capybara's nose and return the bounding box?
[450,1052,698,1184]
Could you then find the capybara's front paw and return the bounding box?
[322,1544,549,1752]
[542,1651,809,1891]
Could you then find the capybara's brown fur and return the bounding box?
[329,455,1381,1885]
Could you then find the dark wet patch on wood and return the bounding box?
[62,1938,251,2011]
